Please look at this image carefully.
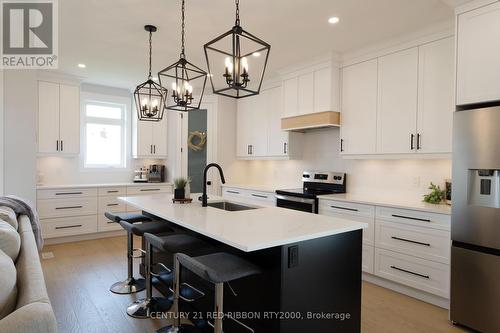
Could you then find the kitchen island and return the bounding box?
[119,194,367,333]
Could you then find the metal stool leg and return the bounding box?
[214,283,224,333]
[110,231,146,294]
[127,240,172,319]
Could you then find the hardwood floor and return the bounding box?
[41,236,468,333]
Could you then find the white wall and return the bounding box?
[3,70,38,203]
[225,129,452,202]
[0,70,3,195]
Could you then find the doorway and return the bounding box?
[187,109,207,193]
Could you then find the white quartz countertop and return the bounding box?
[118,194,367,252]
[222,183,298,193]
[317,193,451,215]
[37,182,173,190]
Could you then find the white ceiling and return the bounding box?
[58,0,457,90]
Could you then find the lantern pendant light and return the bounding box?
[204,0,271,99]
[134,25,167,121]
[158,0,207,112]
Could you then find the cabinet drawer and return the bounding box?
[376,206,450,231]
[222,187,248,198]
[319,210,375,245]
[38,197,97,218]
[374,248,449,298]
[246,190,276,206]
[363,244,375,274]
[37,187,97,199]
[126,185,172,195]
[41,215,98,239]
[98,187,126,196]
[98,196,126,213]
[98,213,124,232]
[319,200,375,219]
[375,220,450,264]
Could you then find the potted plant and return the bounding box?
[423,182,446,204]
[173,177,188,200]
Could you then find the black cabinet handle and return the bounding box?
[417,133,421,150]
[249,145,253,155]
[252,194,268,199]
[56,140,59,151]
[154,145,156,154]
[55,224,82,230]
[284,142,288,154]
[55,206,83,210]
[55,192,83,196]
[247,145,250,155]
[331,205,359,212]
[391,236,431,247]
[390,265,430,279]
[150,145,153,154]
[61,140,63,151]
[340,139,344,152]
[140,188,160,192]
[107,190,119,193]
[410,134,415,150]
[391,214,431,223]
[226,190,240,194]
[106,203,119,207]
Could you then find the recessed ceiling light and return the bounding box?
[328,16,340,24]
[252,52,261,57]
[77,63,86,68]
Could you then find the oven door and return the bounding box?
[275,194,316,213]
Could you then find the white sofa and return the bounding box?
[0,215,57,333]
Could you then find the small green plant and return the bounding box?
[173,177,188,190]
[423,182,446,204]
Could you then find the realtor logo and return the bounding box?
[1,0,58,68]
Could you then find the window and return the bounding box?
[83,101,126,168]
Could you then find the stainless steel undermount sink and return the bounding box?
[207,201,258,211]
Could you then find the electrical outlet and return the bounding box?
[413,176,421,188]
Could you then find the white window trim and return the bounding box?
[80,92,131,171]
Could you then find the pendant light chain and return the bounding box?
[235,0,240,26]
[180,0,186,58]
[148,29,153,79]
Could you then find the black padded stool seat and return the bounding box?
[104,212,152,223]
[176,252,262,284]
[119,220,173,236]
[145,233,210,253]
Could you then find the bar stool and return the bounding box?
[159,252,262,333]
[104,212,174,294]
[126,232,211,319]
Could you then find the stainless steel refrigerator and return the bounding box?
[451,106,500,332]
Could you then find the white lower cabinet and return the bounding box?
[222,186,276,207]
[41,215,98,239]
[37,184,173,239]
[374,248,450,298]
[319,198,450,299]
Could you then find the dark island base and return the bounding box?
[140,213,362,333]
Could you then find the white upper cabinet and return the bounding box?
[58,84,80,154]
[282,77,299,118]
[237,84,302,159]
[132,115,168,158]
[417,37,454,154]
[457,1,500,105]
[377,47,419,154]
[340,37,454,157]
[38,81,80,155]
[340,59,378,154]
[298,72,314,115]
[266,86,290,156]
[281,60,339,117]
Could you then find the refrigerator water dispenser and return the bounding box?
[468,169,500,208]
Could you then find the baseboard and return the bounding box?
[43,230,126,245]
[362,272,450,309]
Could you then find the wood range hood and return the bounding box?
[281,111,341,131]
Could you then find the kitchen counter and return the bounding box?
[317,193,451,215]
[37,182,173,190]
[119,193,367,252]
[222,183,451,215]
